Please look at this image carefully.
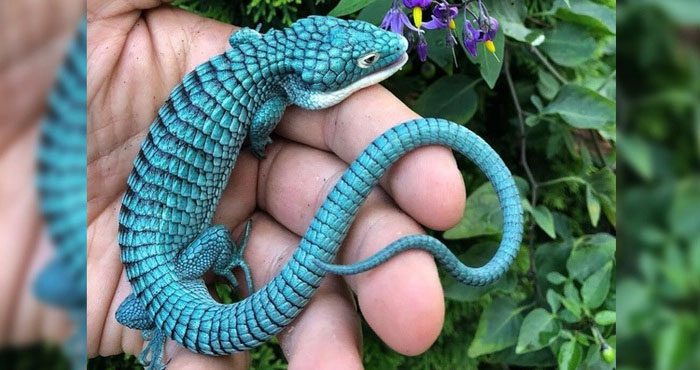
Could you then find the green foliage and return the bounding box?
[94,1,618,369]
[616,1,700,369]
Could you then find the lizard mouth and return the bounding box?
[296,53,409,110]
[357,52,409,86]
[373,53,409,77]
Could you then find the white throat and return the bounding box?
[305,53,409,110]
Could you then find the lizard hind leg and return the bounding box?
[115,294,167,370]
[139,328,168,370]
[175,223,254,294]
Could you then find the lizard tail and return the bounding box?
[124,118,521,355]
[316,118,523,286]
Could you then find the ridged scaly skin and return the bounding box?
[34,17,87,370]
[116,16,522,369]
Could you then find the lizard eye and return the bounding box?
[357,53,380,68]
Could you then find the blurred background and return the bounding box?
[617,0,700,369]
[0,0,84,369]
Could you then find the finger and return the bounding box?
[256,139,444,354]
[88,0,165,20]
[242,213,363,369]
[0,126,41,345]
[11,230,71,346]
[276,84,466,230]
[0,0,82,68]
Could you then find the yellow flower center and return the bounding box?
[485,40,496,54]
[412,7,422,28]
[449,18,456,30]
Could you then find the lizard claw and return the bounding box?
[251,137,272,159]
[139,329,167,370]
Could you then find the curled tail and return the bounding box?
[317,119,523,286]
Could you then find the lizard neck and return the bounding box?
[219,36,293,110]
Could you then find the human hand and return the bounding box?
[87,1,466,369]
[0,0,82,349]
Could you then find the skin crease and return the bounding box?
[87,1,466,369]
[0,0,82,350]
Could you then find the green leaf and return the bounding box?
[587,168,617,227]
[424,29,456,73]
[552,0,616,35]
[467,297,524,357]
[546,271,567,285]
[444,181,501,239]
[594,310,616,326]
[618,135,654,180]
[566,233,616,281]
[546,289,561,312]
[543,84,616,130]
[537,70,560,100]
[461,24,505,89]
[414,75,478,124]
[356,0,391,24]
[586,186,601,227]
[562,281,583,318]
[489,346,557,367]
[516,309,560,354]
[644,0,700,25]
[581,262,612,309]
[530,205,556,239]
[328,0,376,17]
[485,0,544,44]
[558,339,583,370]
[477,27,505,88]
[541,23,597,67]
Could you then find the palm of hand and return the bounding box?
[87,2,466,369]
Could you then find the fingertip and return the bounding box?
[282,278,363,370]
[388,146,466,230]
[356,251,445,356]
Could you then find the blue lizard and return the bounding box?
[115,16,523,369]
[34,17,87,370]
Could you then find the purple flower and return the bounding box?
[380,2,420,34]
[422,2,458,30]
[481,16,499,40]
[462,21,480,57]
[417,35,429,62]
[402,0,431,8]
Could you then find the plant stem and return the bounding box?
[530,46,568,85]
[505,51,542,301]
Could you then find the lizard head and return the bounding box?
[282,16,409,110]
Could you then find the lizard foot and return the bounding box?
[139,329,168,370]
[251,137,272,160]
[214,219,254,294]
[176,223,255,295]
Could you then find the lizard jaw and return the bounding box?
[303,53,409,110]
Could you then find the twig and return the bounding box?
[588,130,611,170]
[505,51,542,301]
[530,46,568,85]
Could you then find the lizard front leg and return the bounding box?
[175,221,254,294]
[249,96,287,159]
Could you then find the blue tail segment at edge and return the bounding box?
[316,118,523,286]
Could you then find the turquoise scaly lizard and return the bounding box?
[115,16,523,369]
[34,17,87,370]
